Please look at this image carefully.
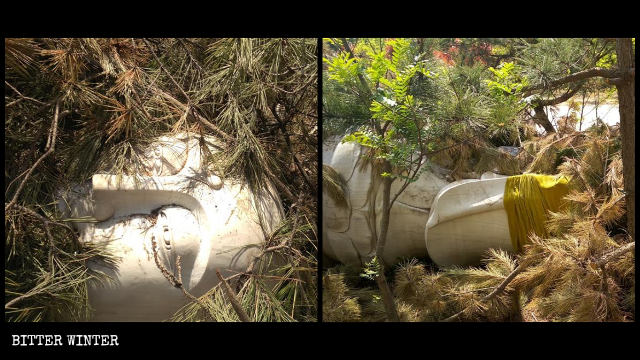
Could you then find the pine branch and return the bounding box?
[5,80,46,107]
[143,38,236,144]
[142,38,191,103]
[155,88,234,143]
[481,264,524,302]
[5,101,60,212]
[264,104,312,190]
[442,241,634,322]
[441,264,524,322]
[595,241,635,266]
[536,84,583,107]
[521,67,626,95]
[245,207,300,274]
[216,269,251,322]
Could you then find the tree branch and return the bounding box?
[595,241,635,266]
[522,67,626,95]
[340,38,382,135]
[5,101,60,212]
[216,269,251,322]
[442,240,635,322]
[340,38,372,99]
[441,263,524,322]
[143,38,235,144]
[154,89,234,143]
[142,38,191,103]
[482,264,525,302]
[265,104,313,190]
[5,80,46,107]
[9,203,76,235]
[536,84,583,107]
[245,207,299,274]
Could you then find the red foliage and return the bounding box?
[433,50,455,66]
[385,44,394,60]
[474,56,487,65]
[443,40,494,66]
[467,42,492,65]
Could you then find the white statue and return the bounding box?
[323,137,449,266]
[151,145,163,176]
[323,135,515,268]
[58,133,283,321]
[425,173,512,267]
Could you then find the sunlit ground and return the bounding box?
[543,102,619,133]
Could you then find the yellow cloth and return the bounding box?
[503,174,571,252]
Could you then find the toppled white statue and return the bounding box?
[323,137,449,266]
[323,136,515,268]
[425,173,512,267]
[58,133,283,321]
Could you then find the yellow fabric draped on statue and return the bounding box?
[503,174,571,252]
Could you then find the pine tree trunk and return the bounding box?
[533,104,557,133]
[615,38,635,241]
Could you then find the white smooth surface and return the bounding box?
[58,134,283,321]
[425,177,513,267]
